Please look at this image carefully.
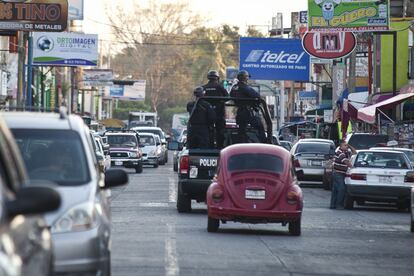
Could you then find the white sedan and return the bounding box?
[344,150,414,210]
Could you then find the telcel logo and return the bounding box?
[245,50,305,64]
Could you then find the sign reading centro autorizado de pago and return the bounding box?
[308,0,390,32]
[239,37,310,81]
[33,32,98,66]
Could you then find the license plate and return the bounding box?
[379,176,392,184]
[189,167,198,179]
[311,160,322,166]
[115,161,123,166]
[245,189,266,200]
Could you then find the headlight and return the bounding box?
[52,203,97,233]
[156,148,162,155]
[129,152,138,158]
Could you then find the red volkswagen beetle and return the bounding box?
[206,144,303,235]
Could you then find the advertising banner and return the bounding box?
[302,31,356,59]
[68,0,83,20]
[308,0,389,32]
[0,0,68,32]
[83,69,113,86]
[33,32,98,66]
[239,37,310,81]
[108,81,146,101]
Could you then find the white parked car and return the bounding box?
[344,150,413,210]
[139,133,162,168]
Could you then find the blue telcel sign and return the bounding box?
[239,37,310,81]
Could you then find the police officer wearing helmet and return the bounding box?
[202,70,228,148]
[230,70,266,143]
[186,87,216,149]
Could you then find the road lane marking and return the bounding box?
[165,224,179,276]
[169,177,177,203]
[139,202,169,208]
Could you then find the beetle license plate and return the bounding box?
[245,190,266,200]
[379,176,392,184]
[311,160,322,166]
[115,161,123,166]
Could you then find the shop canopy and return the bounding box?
[357,92,414,124]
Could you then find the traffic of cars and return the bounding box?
[0,106,413,276]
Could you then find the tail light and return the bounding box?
[293,158,301,168]
[405,172,414,183]
[348,173,366,181]
[179,156,189,174]
[287,189,300,205]
[212,187,224,203]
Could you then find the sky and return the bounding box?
[83,0,308,41]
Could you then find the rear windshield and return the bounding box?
[12,129,90,186]
[348,135,388,150]
[107,135,137,148]
[136,129,164,139]
[140,136,155,146]
[228,153,284,173]
[295,143,332,154]
[354,152,409,169]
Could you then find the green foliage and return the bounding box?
[158,106,187,130]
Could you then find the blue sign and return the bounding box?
[110,85,124,97]
[240,37,310,81]
[299,11,308,24]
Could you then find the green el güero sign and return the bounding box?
[308,0,390,32]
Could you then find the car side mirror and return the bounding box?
[156,142,161,146]
[6,186,61,218]
[104,169,128,188]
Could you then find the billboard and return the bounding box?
[68,0,84,20]
[0,0,68,32]
[308,0,389,32]
[302,32,356,59]
[33,32,98,66]
[83,69,113,86]
[239,37,310,81]
[108,81,146,101]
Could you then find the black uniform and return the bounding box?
[202,81,228,148]
[230,82,266,143]
[186,99,216,149]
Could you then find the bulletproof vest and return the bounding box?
[188,100,213,126]
[203,82,227,97]
[230,82,257,98]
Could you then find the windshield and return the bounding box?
[354,152,409,169]
[12,129,91,186]
[228,153,284,174]
[295,143,331,154]
[107,135,137,148]
[140,136,155,146]
[348,135,388,150]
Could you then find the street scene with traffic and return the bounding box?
[0,0,413,275]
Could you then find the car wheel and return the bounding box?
[356,199,365,206]
[135,163,143,174]
[177,190,191,213]
[344,194,354,210]
[207,217,219,232]
[288,218,301,236]
[101,253,111,276]
[164,153,168,164]
[173,162,178,172]
[153,163,159,168]
[397,202,409,212]
[159,158,165,166]
[411,221,414,233]
[322,176,330,190]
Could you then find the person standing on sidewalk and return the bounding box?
[330,141,356,209]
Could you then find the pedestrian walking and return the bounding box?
[330,141,356,209]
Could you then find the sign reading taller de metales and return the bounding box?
[239,37,310,81]
[308,0,389,32]
[0,0,68,32]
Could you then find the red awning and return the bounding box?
[357,92,414,124]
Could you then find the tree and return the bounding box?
[107,0,202,113]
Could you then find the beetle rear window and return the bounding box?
[228,153,284,173]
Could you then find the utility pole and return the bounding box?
[16,31,26,108]
[348,48,357,96]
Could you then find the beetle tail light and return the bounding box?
[349,173,366,181]
[287,189,300,205]
[293,158,301,168]
[405,172,414,183]
[180,156,189,174]
[212,187,224,203]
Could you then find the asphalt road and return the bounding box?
[110,156,414,276]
